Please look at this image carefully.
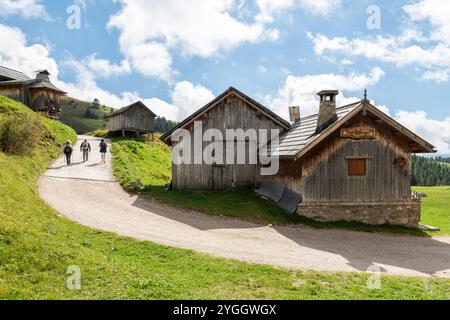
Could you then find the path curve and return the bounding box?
[39,136,450,278]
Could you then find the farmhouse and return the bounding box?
[0,66,66,118]
[160,87,436,227]
[106,101,156,137]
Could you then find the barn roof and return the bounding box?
[160,87,291,144]
[0,66,66,93]
[27,80,66,93]
[273,99,436,159]
[274,102,361,158]
[106,101,156,118]
[0,66,31,81]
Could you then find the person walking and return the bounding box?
[63,141,73,166]
[80,139,91,163]
[99,139,108,164]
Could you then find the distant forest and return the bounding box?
[412,155,450,186]
[155,117,178,133]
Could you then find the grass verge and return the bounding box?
[414,186,450,235]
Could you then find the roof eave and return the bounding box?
[160,87,291,145]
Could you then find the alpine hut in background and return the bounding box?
[0,66,66,119]
[106,101,156,137]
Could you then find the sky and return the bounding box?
[0,0,449,154]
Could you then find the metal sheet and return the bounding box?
[255,179,286,202]
[278,188,302,214]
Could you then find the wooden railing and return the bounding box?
[412,190,422,203]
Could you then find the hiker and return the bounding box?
[80,139,91,162]
[63,141,73,166]
[99,139,108,164]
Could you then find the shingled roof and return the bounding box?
[0,66,31,81]
[160,87,291,144]
[272,100,436,159]
[274,102,361,158]
[106,101,156,118]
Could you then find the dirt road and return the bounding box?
[39,136,450,278]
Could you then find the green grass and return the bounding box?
[1,98,449,299]
[413,186,450,235]
[59,97,111,134]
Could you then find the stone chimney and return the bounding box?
[35,70,50,82]
[289,106,301,123]
[316,90,339,134]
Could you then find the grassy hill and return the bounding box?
[1,97,449,299]
[59,97,112,134]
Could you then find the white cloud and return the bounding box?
[0,24,58,77]
[395,110,450,154]
[307,0,450,83]
[170,81,216,119]
[256,0,341,22]
[404,0,450,45]
[108,0,279,81]
[83,54,131,79]
[0,0,48,19]
[419,70,449,83]
[263,68,385,119]
[107,0,342,82]
[258,65,268,73]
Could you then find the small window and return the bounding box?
[348,159,367,176]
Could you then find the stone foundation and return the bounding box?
[297,202,421,228]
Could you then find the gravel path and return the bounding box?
[38,136,450,278]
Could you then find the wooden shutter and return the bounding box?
[348,159,366,176]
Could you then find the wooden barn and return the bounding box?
[160,87,291,189]
[161,87,436,227]
[106,101,156,137]
[0,66,66,118]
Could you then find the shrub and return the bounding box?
[0,112,43,156]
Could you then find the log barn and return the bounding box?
[0,66,66,118]
[161,87,291,189]
[106,101,156,137]
[161,87,436,227]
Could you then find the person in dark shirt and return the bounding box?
[99,139,108,164]
[63,141,73,166]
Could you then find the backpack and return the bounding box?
[64,146,72,154]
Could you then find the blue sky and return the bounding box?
[0,0,449,153]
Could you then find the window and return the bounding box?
[348,158,367,176]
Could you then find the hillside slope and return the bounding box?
[59,97,112,134]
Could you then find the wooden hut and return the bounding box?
[162,87,436,227]
[160,87,291,189]
[106,101,156,137]
[269,90,435,227]
[0,66,66,118]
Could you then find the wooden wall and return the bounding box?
[108,104,155,133]
[0,86,26,105]
[172,95,285,189]
[271,116,413,203]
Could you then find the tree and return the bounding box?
[91,98,101,109]
[412,155,450,186]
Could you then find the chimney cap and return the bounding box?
[36,69,50,75]
[317,90,339,96]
